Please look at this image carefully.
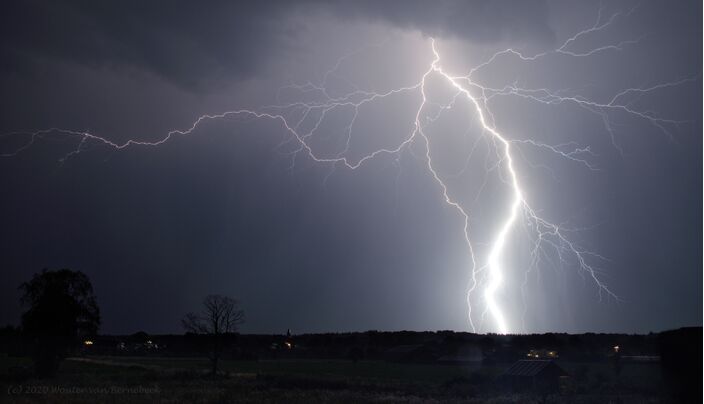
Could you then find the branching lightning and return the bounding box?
[1,7,693,333]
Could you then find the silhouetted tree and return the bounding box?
[182,294,244,375]
[20,269,100,376]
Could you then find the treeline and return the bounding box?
[4,326,697,365]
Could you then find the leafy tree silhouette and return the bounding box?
[20,269,100,376]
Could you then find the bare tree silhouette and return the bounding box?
[182,294,244,375]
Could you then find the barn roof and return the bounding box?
[503,360,567,377]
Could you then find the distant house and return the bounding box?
[284,328,294,349]
[526,349,558,359]
[501,360,568,393]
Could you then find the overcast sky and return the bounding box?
[0,0,700,335]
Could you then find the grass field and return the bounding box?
[0,354,666,403]
[85,356,500,382]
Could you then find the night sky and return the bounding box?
[0,0,701,335]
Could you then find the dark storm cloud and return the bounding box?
[328,0,554,44]
[0,0,295,87]
[1,0,552,88]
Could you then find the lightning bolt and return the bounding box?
[1,7,693,333]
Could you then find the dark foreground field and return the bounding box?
[1,327,701,403]
[0,354,679,403]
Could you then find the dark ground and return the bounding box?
[0,327,700,403]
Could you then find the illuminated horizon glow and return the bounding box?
[0,8,693,333]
